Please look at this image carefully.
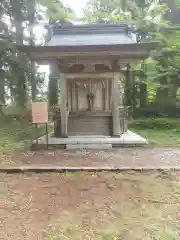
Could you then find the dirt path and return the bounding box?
[0,172,180,240]
[1,148,180,168]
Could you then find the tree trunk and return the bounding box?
[48,78,58,106]
[139,62,147,109]
[48,63,58,106]
[15,20,23,45]
[28,0,37,101]
[31,67,37,101]
[12,0,27,107]
[0,63,5,104]
[0,77,5,104]
[124,64,132,107]
[139,82,147,109]
[131,73,137,116]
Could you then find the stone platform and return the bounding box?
[34,131,148,149]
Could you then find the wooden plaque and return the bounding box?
[32,102,48,124]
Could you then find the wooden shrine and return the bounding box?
[18,23,157,139]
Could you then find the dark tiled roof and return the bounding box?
[46,23,136,47]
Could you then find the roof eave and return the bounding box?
[16,41,159,61]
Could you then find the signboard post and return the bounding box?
[31,102,49,149]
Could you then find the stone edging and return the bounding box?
[0,166,179,173]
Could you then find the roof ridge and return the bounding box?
[51,23,131,35]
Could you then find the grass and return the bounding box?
[129,118,180,147]
[133,129,180,147]
[0,117,53,153]
[43,171,180,240]
[0,116,180,153]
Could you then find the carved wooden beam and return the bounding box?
[58,57,139,74]
[59,56,114,65]
[95,64,111,72]
[67,72,113,79]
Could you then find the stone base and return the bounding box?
[67,144,112,150]
[61,134,68,138]
[34,131,148,149]
[111,134,121,138]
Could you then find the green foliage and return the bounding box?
[83,0,180,117]
[129,118,180,130]
[0,112,53,153]
[43,226,61,240]
[1,0,180,121]
[0,0,37,107]
[158,169,171,179]
[83,0,132,23]
[130,119,180,146]
[0,0,75,109]
[175,0,180,9]
[0,117,32,152]
[40,0,74,21]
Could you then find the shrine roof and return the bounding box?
[16,23,159,62]
[46,23,136,47]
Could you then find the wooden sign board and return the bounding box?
[32,102,48,124]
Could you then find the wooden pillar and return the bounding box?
[71,83,77,112]
[60,73,68,138]
[49,62,59,106]
[50,61,59,78]
[105,79,109,110]
[76,83,79,110]
[112,72,121,136]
